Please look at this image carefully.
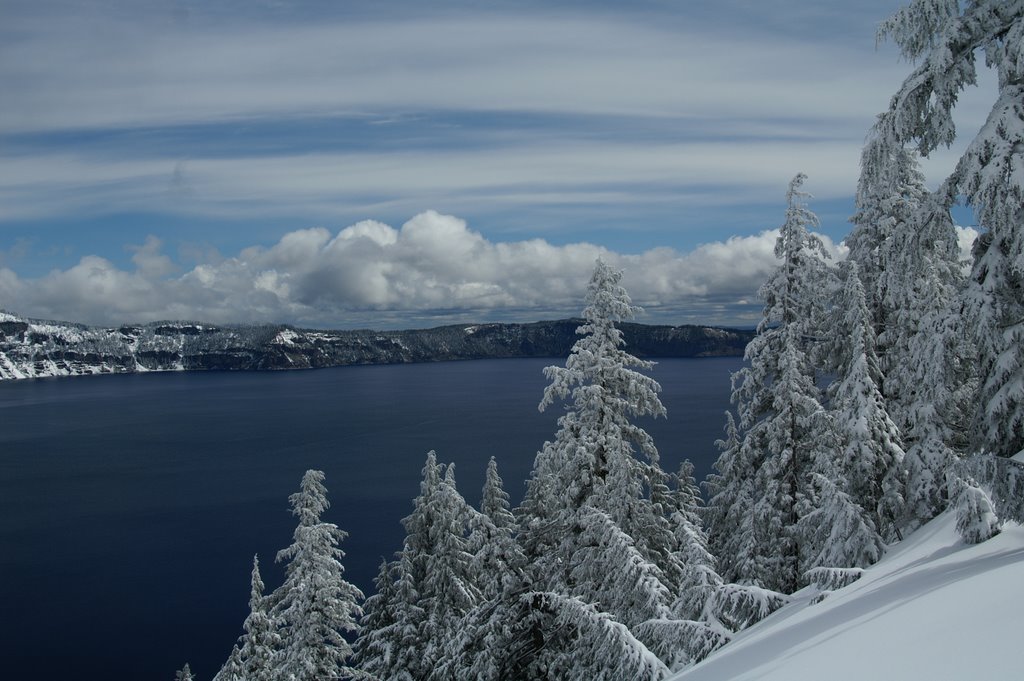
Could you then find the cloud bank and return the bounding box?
[0,211,857,329]
[1,213,980,330]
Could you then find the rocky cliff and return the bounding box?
[0,311,753,381]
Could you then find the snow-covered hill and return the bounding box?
[670,509,1024,681]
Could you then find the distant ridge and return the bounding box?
[0,311,753,381]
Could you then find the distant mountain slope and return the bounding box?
[0,311,753,380]
[670,507,1024,681]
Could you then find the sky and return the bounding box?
[0,0,994,329]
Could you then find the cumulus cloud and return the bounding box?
[955,226,980,269]
[0,211,845,329]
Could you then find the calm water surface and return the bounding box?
[0,357,741,680]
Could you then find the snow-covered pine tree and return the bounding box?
[442,588,674,681]
[877,195,972,526]
[521,258,679,593]
[751,323,837,592]
[364,454,443,681]
[828,262,907,540]
[239,555,279,681]
[704,411,757,584]
[849,118,973,526]
[710,175,836,594]
[469,457,525,602]
[354,558,422,681]
[382,452,481,677]
[491,259,740,674]
[877,0,1024,459]
[797,448,885,579]
[847,126,930,342]
[683,442,790,638]
[953,474,1001,544]
[212,645,244,681]
[567,505,673,627]
[421,463,482,668]
[480,456,516,531]
[354,554,423,681]
[175,664,194,681]
[667,460,720,624]
[272,469,364,681]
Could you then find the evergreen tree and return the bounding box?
[797,452,884,576]
[469,457,525,602]
[879,196,972,526]
[272,470,364,681]
[850,126,972,526]
[710,175,837,593]
[954,475,1001,544]
[480,456,516,531]
[704,411,758,585]
[521,258,679,595]
[877,0,1024,458]
[847,128,930,343]
[175,664,195,681]
[240,555,279,681]
[500,259,738,674]
[421,464,482,669]
[565,505,673,627]
[828,263,907,540]
[212,645,244,681]
[445,589,674,681]
[668,461,720,623]
[355,558,421,681]
[751,324,836,592]
[382,452,481,678]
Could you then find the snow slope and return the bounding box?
[671,510,1024,681]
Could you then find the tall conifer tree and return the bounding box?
[272,470,364,681]
[240,555,279,681]
[828,263,906,540]
[877,0,1024,458]
[709,175,837,593]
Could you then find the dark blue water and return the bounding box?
[0,357,741,680]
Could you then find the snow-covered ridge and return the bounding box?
[669,510,1024,681]
[0,312,753,381]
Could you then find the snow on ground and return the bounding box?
[671,511,1024,681]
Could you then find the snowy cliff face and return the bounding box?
[0,313,752,381]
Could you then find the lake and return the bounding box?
[0,356,742,680]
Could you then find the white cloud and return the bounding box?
[955,226,979,271]
[0,210,828,328]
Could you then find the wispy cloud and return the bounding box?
[1,10,908,134]
[0,1,995,235]
[0,140,886,224]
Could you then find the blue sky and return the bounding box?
[0,0,990,328]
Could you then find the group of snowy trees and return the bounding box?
[352,260,787,680]
[179,1,1023,678]
[190,261,787,680]
[707,0,1024,586]
[189,470,364,681]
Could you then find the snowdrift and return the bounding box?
[670,510,1024,681]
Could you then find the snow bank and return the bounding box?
[670,511,1024,681]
